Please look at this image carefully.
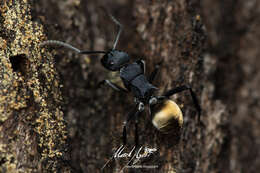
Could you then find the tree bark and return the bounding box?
[0,0,259,173]
[0,0,71,172]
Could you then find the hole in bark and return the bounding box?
[9,54,28,76]
[0,157,7,166]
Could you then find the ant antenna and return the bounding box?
[39,9,123,54]
[40,40,81,53]
[40,40,106,54]
[108,13,123,50]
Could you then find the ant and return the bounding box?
[40,13,201,147]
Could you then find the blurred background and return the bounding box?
[31,0,260,172]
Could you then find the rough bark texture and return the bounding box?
[0,0,259,173]
[0,1,71,172]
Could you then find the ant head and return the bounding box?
[101,50,130,71]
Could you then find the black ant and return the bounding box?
[40,13,201,147]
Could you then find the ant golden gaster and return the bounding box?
[40,13,201,147]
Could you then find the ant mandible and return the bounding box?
[40,13,201,147]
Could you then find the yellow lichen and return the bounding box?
[0,0,70,172]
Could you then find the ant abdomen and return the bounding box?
[152,99,183,134]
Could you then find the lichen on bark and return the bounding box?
[0,0,71,172]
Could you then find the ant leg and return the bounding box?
[122,105,138,145]
[98,80,128,93]
[133,103,144,147]
[148,61,163,83]
[148,105,152,119]
[134,115,139,147]
[122,123,127,145]
[123,103,143,146]
[136,60,146,74]
[163,85,201,122]
[107,13,123,50]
